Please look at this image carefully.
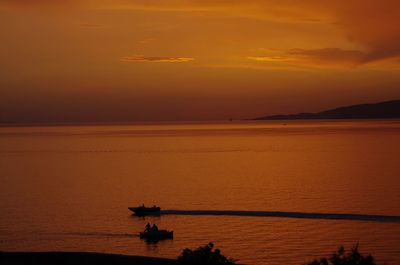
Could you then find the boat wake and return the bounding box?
[60,232,136,238]
[160,210,400,222]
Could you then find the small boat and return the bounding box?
[140,230,173,240]
[129,205,161,216]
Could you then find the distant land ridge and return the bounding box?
[255,99,400,120]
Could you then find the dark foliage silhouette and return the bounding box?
[177,242,236,265]
[307,244,385,265]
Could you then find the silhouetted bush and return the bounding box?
[177,242,236,265]
[307,244,384,265]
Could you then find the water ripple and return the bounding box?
[58,232,136,238]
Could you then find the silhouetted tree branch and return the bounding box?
[177,242,236,265]
[307,244,385,265]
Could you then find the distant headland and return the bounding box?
[255,99,400,120]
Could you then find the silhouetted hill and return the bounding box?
[255,99,400,120]
[0,121,14,124]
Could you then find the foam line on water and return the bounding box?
[160,210,400,222]
[59,232,136,238]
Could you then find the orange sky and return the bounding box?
[1,0,400,122]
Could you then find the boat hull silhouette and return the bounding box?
[129,206,161,216]
[139,230,173,240]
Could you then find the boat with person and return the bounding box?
[140,229,173,240]
[139,223,173,241]
[129,204,161,216]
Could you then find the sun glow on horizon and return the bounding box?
[1,0,400,122]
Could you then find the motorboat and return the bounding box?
[129,205,161,216]
[140,230,173,240]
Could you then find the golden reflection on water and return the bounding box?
[0,120,399,265]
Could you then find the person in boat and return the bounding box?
[145,223,151,232]
[151,224,158,232]
[141,203,145,208]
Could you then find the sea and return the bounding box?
[0,120,399,265]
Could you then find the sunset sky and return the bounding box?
[1,0,400,122]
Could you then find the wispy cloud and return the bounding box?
[138,38,156,44]
[114,0,400,65]
[95,1,328,24]
[247,47,400,67]
[289,48,367,66]
[3,0,400,69]
[0,0,80,9]
[78,23,103,28]
[247,56,293,63]
[121,55,194,63]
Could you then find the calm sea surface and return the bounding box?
[0,120,399,265]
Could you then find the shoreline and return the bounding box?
[0,251,177,265]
